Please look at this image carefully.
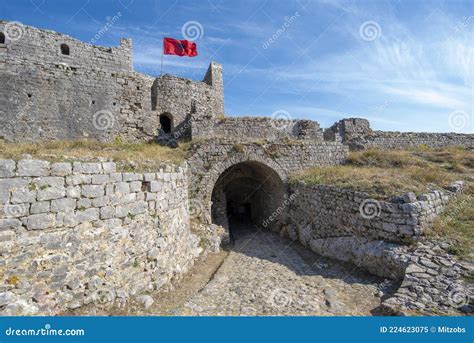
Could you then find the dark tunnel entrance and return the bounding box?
[159,113,172,134]
[211,161,285,241]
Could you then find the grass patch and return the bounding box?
[291,147,474,199]
[429,186,473,259]
[0,140,188,171]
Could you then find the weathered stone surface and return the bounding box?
[30,201,51,214]
[0,291,15,307]
[51,198,77,212]
[82,185,105,198]
[17,160,50,177]
[136,295,154,309]
[0,218,22,230]
[26,213,55,230]
[0,160,15,178]
[285,181,465,244]
[37,186,66,201]
[0,158,199,315]
[11,187,36,203]
[51,163,72,176]
[324,118,473,150]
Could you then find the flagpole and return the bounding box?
[160,37,164,76]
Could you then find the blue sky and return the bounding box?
[1,0,473,132]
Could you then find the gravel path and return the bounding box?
[175,224,385,316]
[70,223,388,316]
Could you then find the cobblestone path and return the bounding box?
[176,224,385,316]
[72,223,389,316]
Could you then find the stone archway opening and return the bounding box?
[211,161,285,241]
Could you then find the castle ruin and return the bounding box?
[0,21,472,316]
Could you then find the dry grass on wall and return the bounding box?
[291,147,474,199]
[0,140,189,171]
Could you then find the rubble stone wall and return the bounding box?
[285,181,466,245]
[0,159,201,315]
[191,116,323,141]
[324,118,474,150]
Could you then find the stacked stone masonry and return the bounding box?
[284,181,466,245]
[325,118,474,150]
[2,21,471,149]
[0,21,224,143]
[0,159,201,315]
[0,20,473,316]
[282,181,472,314]
[187,139,349,224]
[191,116,323,141]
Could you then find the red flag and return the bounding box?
[163,37,198,57]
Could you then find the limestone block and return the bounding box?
[66,175,92,186]
[51,163,72,176]
[102,162,116,173]
[91,174,110,184]
[30,201,51,214]
[143,173,156,181]
[74,162,102,174]
[77,198,92,209]
[76,208,99,222]
[115,204,130,218]
[129,201,148,215]
[37,186,66,201]
[82,185,105,198]
[1,203,29,218]
[26,213,55,230]
[129,181,142,192]
[51,198,77,212]
[150,181,161,192]
[100,206,115,220]
[0,218,22,230]
[0,160,15,178]
[66,186,81,198]
[123,173,142,182]
[18,160,50,177]
[11,186,36,203]
[114,182,129,194]
[33,177,64,188]
[110,173,122,182]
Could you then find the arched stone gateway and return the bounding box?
[187,146,293,232]
[211,161,285,237]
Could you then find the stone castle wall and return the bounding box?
[191,116,323,141]
[187,139,348,224]
[325,118,474,150]
[0,20,224,143]
[284,181,465,245]
[0,158,201,315]
[153,62,224,128]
